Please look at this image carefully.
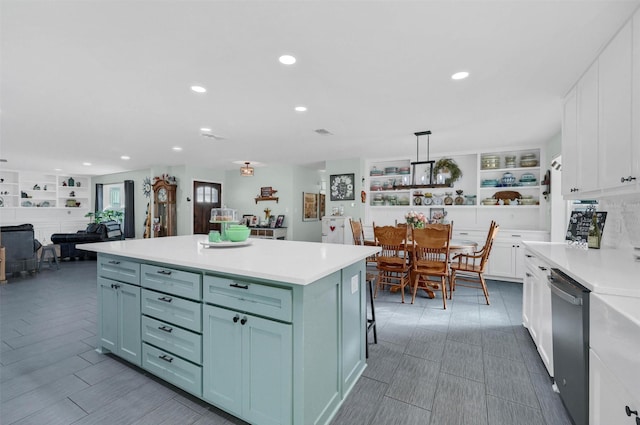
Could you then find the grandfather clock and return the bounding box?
[152,180,177,237]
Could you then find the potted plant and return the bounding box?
[433,158,463,186]
[85,209,124,224]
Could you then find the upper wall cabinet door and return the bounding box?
[562,87,579,196]
[577,61,599,193]
[598,21,633,191]
[633,11,640,182]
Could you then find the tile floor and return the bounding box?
[0,261,572,425]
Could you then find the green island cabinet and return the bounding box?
[92,236,375,425]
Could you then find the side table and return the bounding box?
[39,245,60,271]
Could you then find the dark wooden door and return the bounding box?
[193,181,222,234]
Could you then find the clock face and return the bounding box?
[158,188,168,202]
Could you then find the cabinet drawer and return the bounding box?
[142,316,202,364]
[203,276,292,322]
[142,289,202,332]
[98,256,140,285]
[141,264,202,300]
[142,343,202,397]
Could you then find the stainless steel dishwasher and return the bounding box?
[548,268,590,425]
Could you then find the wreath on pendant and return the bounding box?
[433,158,462,185]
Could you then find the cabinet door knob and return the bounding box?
[538,266,548,271]
[233,315,240,323]
[626,406,638,417]
[240,317,248,325]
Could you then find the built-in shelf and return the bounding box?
[255,196,279,204]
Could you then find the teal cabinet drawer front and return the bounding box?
[142,343,202,397]
[142,316,202,365]
[141,289,202,332]
[98,256,140,285]
[141,265,202,300]
[203,276,292,322]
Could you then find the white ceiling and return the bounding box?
[2,0,639,176]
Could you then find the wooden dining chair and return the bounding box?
[449,221,499,305]
[373,226,410,303]
[410,224,452,308]
[350,218,377,267]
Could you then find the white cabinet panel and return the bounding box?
[562,87,579,196]
[598,22,633,191]
[590,350,640,425]
[577,61,600,193]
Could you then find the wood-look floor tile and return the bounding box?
[129,397,203,425]
[73,355,129,385]
[0,374,89,424]
[9,398,87,425]
[487,395,546,425]
[385,354,439,410]
[78,347,108,365]
[1,355,91,402]
[362,340,404,384]
[68,367,148,413]
[429,372,488,425]
[441,339,484,383]
[405,328,447,362]
[529,371,574,425]
[70,379,175,425]
[447,320,482,346]
[1,329,93,365]
[484,354,539,409]
[369,396,431,425]
[330,376,388,425]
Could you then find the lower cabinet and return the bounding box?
[97,277,141,365]
[142,342,202,397]
[522,249,553,377]
[202,304,292,425]
[487,231,549,281]
[590,349,640,425]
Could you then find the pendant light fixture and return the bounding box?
[240,162,254,177]
[411,130,435,186]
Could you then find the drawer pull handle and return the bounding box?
[157,270,172,276]
[158,325,173,333]
[525,273,532,277]
[626,406,638,417]
[538,266,548,271]
[158,296,172,303]
[233,315,240,323]
[511,234,522,238]
[108,260,121,265]
[525,254,533,258]
[459,232,468,235]
[240,317,248,325]
[159,354,173,363]
[230,283,249,289]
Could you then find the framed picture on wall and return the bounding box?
[329,174,355,201]
[303,192,319,221]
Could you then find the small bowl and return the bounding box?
[226,226,250,242]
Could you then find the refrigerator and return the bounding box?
[321,216,353,244]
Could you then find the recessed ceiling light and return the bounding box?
[83,162,92,166]
[121,155,130,160]
[54,168,62,171]
[172,147,183,152]
[295,106,307,112]
[190,85,206,93]
[451,71,470,80]
[200,127,212,132]
[279,55,296,65]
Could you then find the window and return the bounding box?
[196,186,218,204]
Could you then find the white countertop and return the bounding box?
[523,241,640,297]
[81,235,380,286]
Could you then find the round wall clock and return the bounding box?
[143,177,152,198]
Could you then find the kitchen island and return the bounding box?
[82,235,380,425]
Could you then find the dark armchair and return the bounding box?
[0,224,42,275]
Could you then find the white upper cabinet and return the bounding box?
[562,9,640,199]
[562,87,578,196]
[598,21,633,191]
[577,61,599,193]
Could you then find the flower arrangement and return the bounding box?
[405,210,428,228]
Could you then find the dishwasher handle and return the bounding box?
[547,275,583,306]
